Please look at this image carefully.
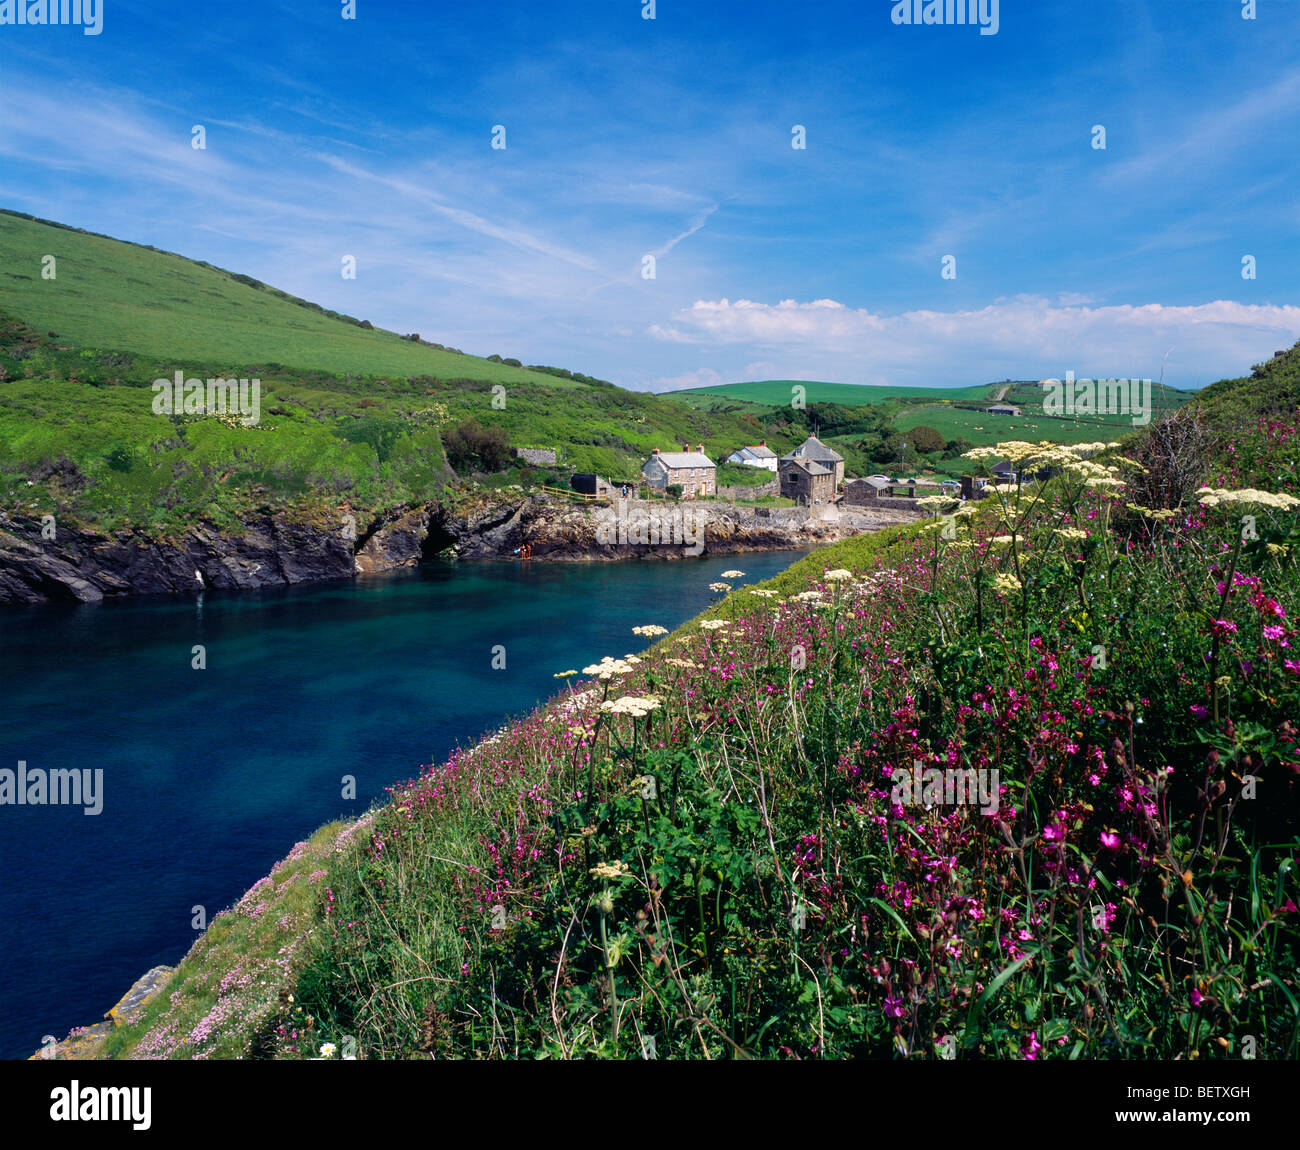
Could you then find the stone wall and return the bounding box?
[514,447,557,466]
[716,477,779,500]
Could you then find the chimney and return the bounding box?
[681,443,689,454]
[697,443,705,453]
[760,440,766,447]
[652,447,660,455]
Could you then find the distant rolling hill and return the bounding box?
[664,378,999,409]
[665,373,1201,453]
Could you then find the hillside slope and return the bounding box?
[1195,340,1300,429]
[0,210,556,384]
[0,212,835,597]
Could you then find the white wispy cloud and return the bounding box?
[644,296,1300,390]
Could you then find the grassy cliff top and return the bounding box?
[0,210,558,385]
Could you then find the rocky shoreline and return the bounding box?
[29,965,174,1060]
[0,494,920,605]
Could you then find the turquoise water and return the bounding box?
[0,552,805,1058]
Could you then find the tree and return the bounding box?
[907,425,945,454]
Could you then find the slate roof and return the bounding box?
[739,444,778,459]
[782,435,845,463]
[645,452,715,470]
[783,457,832,477]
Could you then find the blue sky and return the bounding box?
[1,0,1297,391]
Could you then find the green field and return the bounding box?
[666,378,999,408]
[894,405,1136,447]
[890,378,1197,447]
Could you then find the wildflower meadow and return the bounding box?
[239,433,1300,1060]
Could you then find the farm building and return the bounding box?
[725,442,779,472]
[641,445,717,497]
[987,404,1022,417]
[840,476,891,505]
[781,435,845,486]
[570,474,614,498]
[779,457,835,504]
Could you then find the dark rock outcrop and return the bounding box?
[0,495,919,604]
[0,512,354,604]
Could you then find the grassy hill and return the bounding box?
[667,378,999,409]
[661,373,1204,487]
[0,210,558,385]
[1195,341,1300,430]
[0,212,817,533]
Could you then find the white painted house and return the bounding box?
[725,442,779,473]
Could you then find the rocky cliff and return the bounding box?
[0,495,919,604]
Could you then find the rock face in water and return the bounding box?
[0,495,919,603]
[0,511,356,603]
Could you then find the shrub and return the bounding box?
[443,419,513,473]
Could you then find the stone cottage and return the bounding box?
[779,457,835,504]
[781,435,845,487]
[641,444,717,497]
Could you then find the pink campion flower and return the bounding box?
[1100,830,1120,851]
[1252,593,1285,619]
[1190,704,1208,719]
[1209,619,1237,638]
[1189,989,1204,1008]
[1262,624,1286,642]
[1285,659,1300,675]
[1022,1031,1044,1060]
[883,995,906,1019]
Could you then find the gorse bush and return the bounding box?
[271,431,1299,1060]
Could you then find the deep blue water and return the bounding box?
[0,552,805,1059]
